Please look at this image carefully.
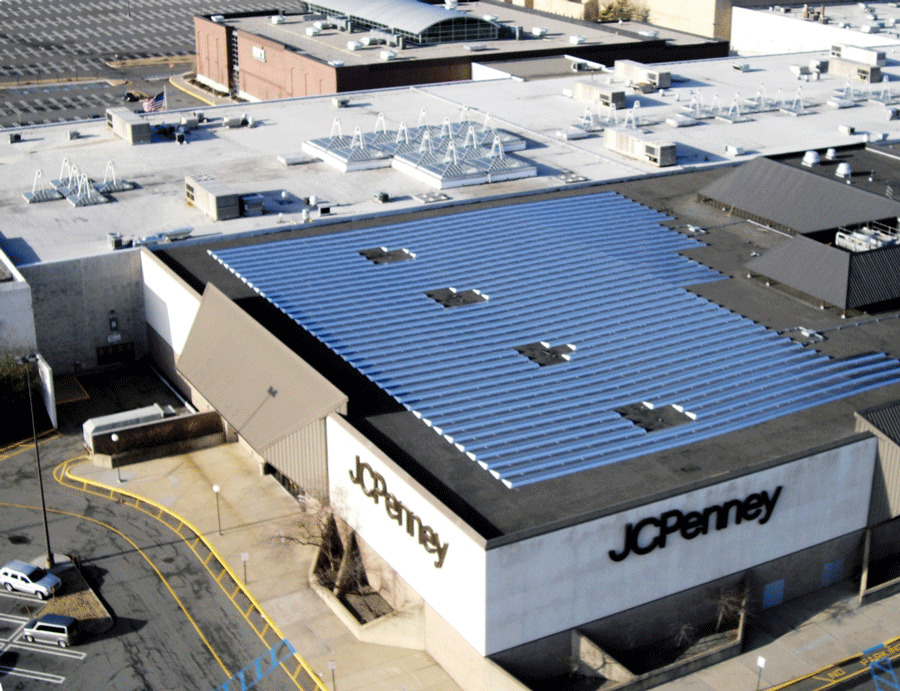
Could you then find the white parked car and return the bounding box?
[0,560,61,599]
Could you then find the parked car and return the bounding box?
[0,559,61,599]
[22,614,77,647]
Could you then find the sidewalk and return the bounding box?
[656,582,900,690]
[70,443,461,691]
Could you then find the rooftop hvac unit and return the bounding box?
[569,35,586,45]
[483,14,498,21]
[835,161,852,178]
[306,27,320,36]
[444,0,458,8]
[211,14,224,22]
[347,40,362,50]
[638,30,658,37]
[270,15,285,24]
[531,27,548,37]
[379,50,397,61]
[802,150,821,166]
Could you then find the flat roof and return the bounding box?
[7,47,900,265]
[223,2,717,68]
[156,165,900,540]
[210,191,900,488]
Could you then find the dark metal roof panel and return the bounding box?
[847,244,900,308]
[176,284,348,451]
[699,158,900,234]
[747,235,851,308]
[859,400,900,446]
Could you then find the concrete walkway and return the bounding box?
[657,582,900,690]
[70,444,462,691]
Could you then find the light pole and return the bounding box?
[756,656,766,691]
[16,353,54,569]
[213,484,221,535]
[111,433,123,483]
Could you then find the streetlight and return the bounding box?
[111,433,123,483]
[756,656,766,691]
[212,484,221,535]
[16,353,54,569]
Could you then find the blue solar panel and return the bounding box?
[211,192,900,488]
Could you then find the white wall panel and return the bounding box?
[327,416,489,654]
[484,437,876,654]
[140,249,200,358]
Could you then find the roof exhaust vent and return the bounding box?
[801,150,820,166]
[826,147,838,159]
[835,161,852,178]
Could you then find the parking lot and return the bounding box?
[0,588,87,687]
[0,0,276,128]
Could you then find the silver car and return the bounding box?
[0,559,61,599]
[22,614,77,647]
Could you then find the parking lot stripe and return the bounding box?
[0,500,232,681]
[0,663,65,684]
[8,641,87,660]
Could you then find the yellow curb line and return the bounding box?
[766,635,900,690]
[106,55,195,69]
[0,499,231,680]
[58,457,327,691]
[168,75,218,106]
[0,431,61,462]
[0,76,96,89]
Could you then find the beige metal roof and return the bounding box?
[176,283,347,451]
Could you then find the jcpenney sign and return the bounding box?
[609,486,783,562]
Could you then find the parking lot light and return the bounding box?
[213,484,221,535]
[16,353,54,569]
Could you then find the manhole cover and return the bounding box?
[7,535,30,545]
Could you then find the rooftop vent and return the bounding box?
[802,150,821,166]
[826,147,838,159]
[615,401,695,432]
[426,287,489,308]
[515,341,576,366]
[836,161,852,178]
[358,247,416,264]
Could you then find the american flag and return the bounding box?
[142,91,165,113]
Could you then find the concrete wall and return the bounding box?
[730,7,900,55]
[0,250,37,358]
[20,250,145,373]
[140,249,201,387]
[195,17,231,93]
[326,415,490,654]
[483,438,874,654]
[645,0,731,40]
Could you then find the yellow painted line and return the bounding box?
[0,500,230,680]
[57,457,327,691]
[0,432,61,462]
[168,76,217,106]
[0,76,95,89]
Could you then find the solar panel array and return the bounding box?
[211,192,900,488]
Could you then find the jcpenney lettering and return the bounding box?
[609,486,783,562]
[349,456,450,568]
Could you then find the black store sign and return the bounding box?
[609,486,783,562]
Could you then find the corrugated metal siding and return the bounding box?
[847,245,900,309]
[857,415,900,523]
[263,402,346,499]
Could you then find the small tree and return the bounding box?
[598,0,649,22]
[0,355,39,444]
